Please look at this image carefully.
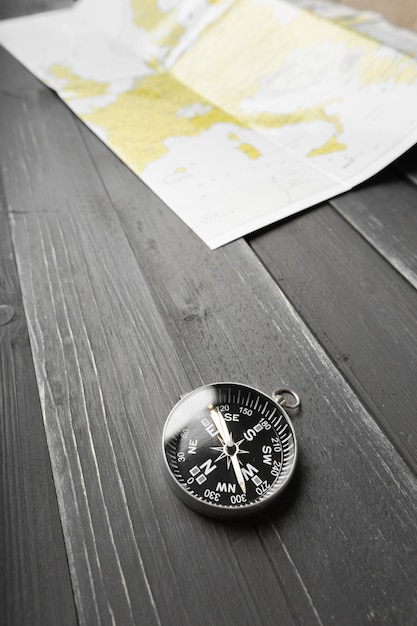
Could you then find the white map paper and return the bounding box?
[1,0,417,248]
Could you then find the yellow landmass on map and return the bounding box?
[227,132,261,159]
[244,103,345,157]
[131,0,169,33]
[308,134,346,158]
[237,143,261,159]
[49,64,109,99]
[82,71,245,174]
[246,103,343,135]
[130,0,184,51]
[359,52,417,86]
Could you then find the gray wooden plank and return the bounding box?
[329,172,417,289]
[0,208,77,624]
[1,89,302,626]
[397,145,417,185]
[81,122,417,625]
[1,7,78,624]
[0,45,45,99]
[0,0,71,19]
[249,202,417,475]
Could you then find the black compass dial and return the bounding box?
[162,382,298,518]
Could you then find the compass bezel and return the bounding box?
[162,382,298,519]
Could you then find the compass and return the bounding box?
[162,382,299,518]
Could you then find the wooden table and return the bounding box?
[1,1,417,624]
[336,0,417,32]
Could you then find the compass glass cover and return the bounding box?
[162,383,297,517]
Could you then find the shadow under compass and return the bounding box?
[252,459,305,528]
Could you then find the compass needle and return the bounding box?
[208,404,229,443]
[209,405,247,492]
[231,454,246,494]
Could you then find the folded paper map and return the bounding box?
[1,0,417,248]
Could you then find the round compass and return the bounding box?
[162,382,299,518]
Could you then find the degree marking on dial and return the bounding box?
[268,407,277,421]
[274,414,283,427]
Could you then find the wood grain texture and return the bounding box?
[250,199,417,475]
[82,124,417,625]
[0,208,77,624]
[0,0,71,19]
[1,90,300,626]
[2,1,417,625]
[331,171,417,289]
[397,145,417,186]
